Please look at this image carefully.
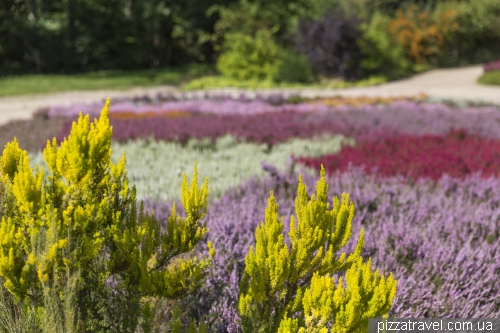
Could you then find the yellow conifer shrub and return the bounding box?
[239,166,397,333]
[0,99,214,333]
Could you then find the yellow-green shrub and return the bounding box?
[0,100,214,333]
[216,29,284,82]
[359,11,414,79]
[239,166,397,333]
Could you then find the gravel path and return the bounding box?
[1,65,498,126]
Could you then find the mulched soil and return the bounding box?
[0,114,67,154]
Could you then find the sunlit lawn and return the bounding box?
[0,63,390,97]
[0,64,215,97]
[477,70,500,86]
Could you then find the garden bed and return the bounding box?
[1,93,500,331]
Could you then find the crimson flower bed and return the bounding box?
[298,129,500,181]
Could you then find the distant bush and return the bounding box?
[358,11,414,79]
[294,7,364,81]
[387,4,458,66]
[216,29,284,82]
[274,49,314,83]
[299,129,500,181]
[207,0,313,51]
[446,0,500,65]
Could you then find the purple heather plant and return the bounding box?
[55,112,350,148]
[39,92,499,120]
[51,101,500,151]
[144,163,500,331]
[311,101,500,141]
[484,59,500,73]
[47,97,377,119]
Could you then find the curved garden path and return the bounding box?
[0,65,498,126]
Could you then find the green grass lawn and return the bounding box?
[0,63,388,97]
[477,70,500,86]
[0,64,215,97]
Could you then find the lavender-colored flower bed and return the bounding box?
[310,100,500,140]
[143,164,500,328]
[45,99,335,118]
[38,91,498,120]
[29,95,500,331]
[484,59,500,73]
[37,92,418,118]
[45,97,500,119]
[57,112,348,146]
[53,100,500,148]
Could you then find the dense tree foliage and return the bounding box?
[0,0,237,74]
[1,0,499,78]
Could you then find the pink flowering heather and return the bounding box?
[54,112,352,148]
[51,100,500,152]
[38,93,427,118]
[484,59,500,72]
[44,99,337,118]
